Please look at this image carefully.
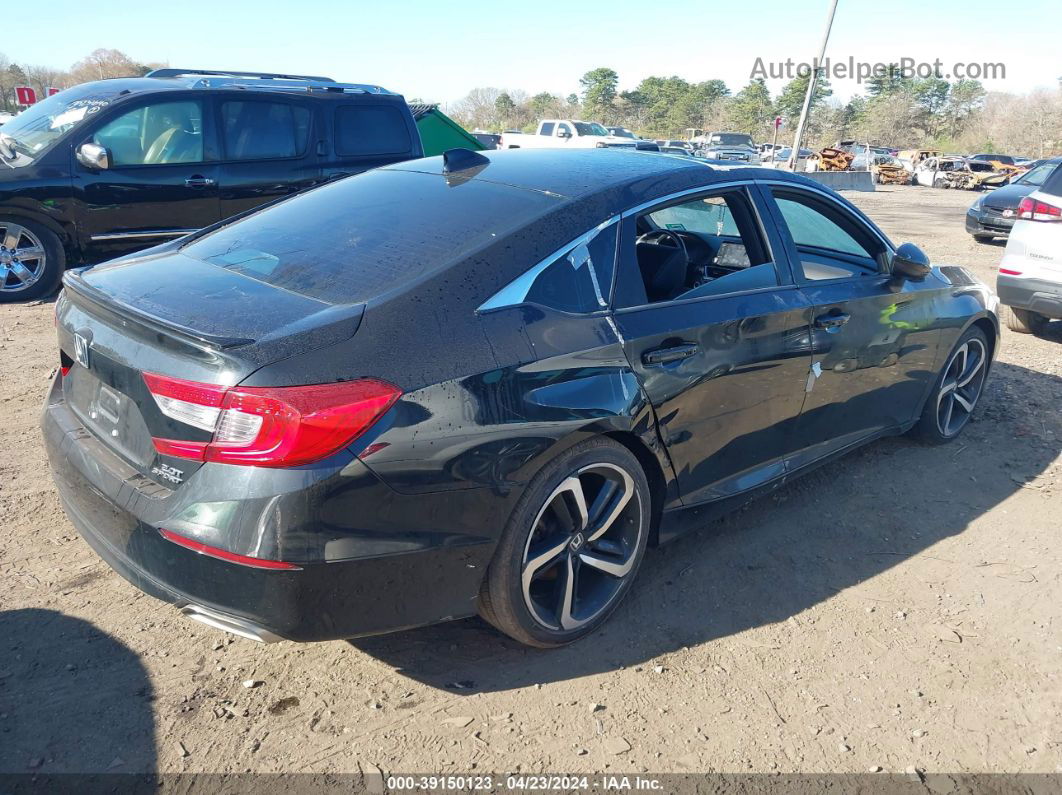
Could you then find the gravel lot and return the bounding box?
[1,185,1059,779]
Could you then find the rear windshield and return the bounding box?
[181,168,562,304]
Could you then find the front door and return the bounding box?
[76,97,220,261]
[761,184,944,466]
[612,184,814,506]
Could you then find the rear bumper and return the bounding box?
[42,375,501,642]
[965,208,1014,237]
[996,274,1062,320]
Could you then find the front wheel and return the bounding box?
[0,218,65,303]
[910,327,989,445]
[479,438,650,648]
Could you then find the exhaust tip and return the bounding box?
[180,605,283,644]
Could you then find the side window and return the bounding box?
[221,101,310,160]
[539,122,555,136]
[771,190,884,281]
[92,101,203,166]
[334,105,412,157]
[479,221,618,314]
[618,188,777,306]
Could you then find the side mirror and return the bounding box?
[556,130,572,139]
[76,142,110,171]
[891,242,931,283]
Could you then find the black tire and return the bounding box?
[479,437,650,648]
[0,217,65,303]
[972,233,994,243]
[910,326,990,445]
[1001,305,1046,335]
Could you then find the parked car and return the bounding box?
[43,148,999,648]
[996,164,1062,334]
[0,111,14,127]
[970,153,1016,166]
[701,131,759,163]
[471,131,501,149]
[607,126,639,139]
[966,157,1062,242]
[0,69,422,302]
[499,120,625,149]
[913,157,1008,190]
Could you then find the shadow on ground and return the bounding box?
[351,360,1062,692]
[0,609,155,773]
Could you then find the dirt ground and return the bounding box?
[1,185,1060,779]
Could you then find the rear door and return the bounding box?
[214,95,323,219]
[760,183,944,466]
[76,96,221,261]
[612,183,814,506]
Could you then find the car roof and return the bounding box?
[384,148,811,200]
[58,73,399,100]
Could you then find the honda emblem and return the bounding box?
[73,332,90,369]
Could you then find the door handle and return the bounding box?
[814,311,850,330]
[642,343,699,366]
[185,175,216,188]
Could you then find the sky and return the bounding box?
[10,0,1061,106]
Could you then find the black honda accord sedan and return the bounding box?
[43,148,999,647]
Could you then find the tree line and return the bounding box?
[3,50,1058,158]
[449,66,1062,157]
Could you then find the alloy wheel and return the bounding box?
[936,337,987,437]
[521,463,643,631]
[0,222,47,294]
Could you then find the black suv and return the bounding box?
[0,69,422,302]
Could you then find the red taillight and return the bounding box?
[999,267,1023,276]
[1018,196,1062,221]
[143,373,401,467]
[159,528,301,570]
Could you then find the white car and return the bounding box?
[996,172,1062,334]
[499,120,628,150]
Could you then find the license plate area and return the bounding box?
[65,366,158,470]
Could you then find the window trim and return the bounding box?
[476,215,619,315]
[84,96,211,169]
[615,182,786,309]
[217,97,313,164]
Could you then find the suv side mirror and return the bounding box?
[556,130,572,139]
[76,142,110,171]
[891,242,931,283]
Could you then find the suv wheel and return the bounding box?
[910,326,989,445]
[0,218,65,303]
[1001,305,1047,335]
[479,438,650,648]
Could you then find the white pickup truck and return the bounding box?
[499,119,629,149]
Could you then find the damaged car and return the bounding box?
[44,148,999,648]
[914,156,1009,190]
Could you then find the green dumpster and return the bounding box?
[409,104,485,156]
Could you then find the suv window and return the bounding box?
[334,105,411,157]
[93,100,204,166]
[221,101,310,160]
[770,189,884,280]
[619,189,777,306]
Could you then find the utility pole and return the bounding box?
[787,0,840,171]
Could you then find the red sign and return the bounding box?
[774,116,784,129]
[47,87,61,97]
[15,85,37,105]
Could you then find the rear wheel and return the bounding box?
[479,438,650,648]
[1001,305,1047,335]
[0,218,65,303]
[910,327,989,444]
